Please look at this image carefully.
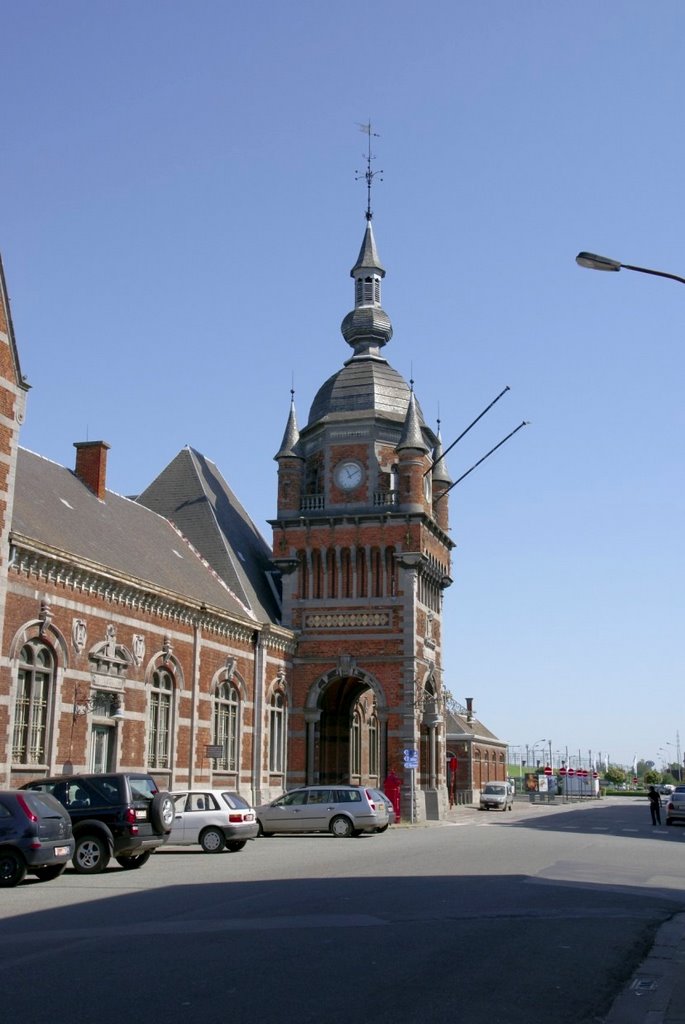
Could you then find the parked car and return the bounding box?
[0,789,75,887]
[168,789,258,852]
[368,789,395,829]
[479,782,514,812]
[256,785,389,838]
[21,772,174,873]
[666,786,685,826]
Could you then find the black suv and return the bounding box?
[21,773,174,874]
[0,789,75,887]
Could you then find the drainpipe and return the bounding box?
[189,610,204,788]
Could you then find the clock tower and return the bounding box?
[271,200,454,821]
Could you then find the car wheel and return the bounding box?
[32,863,67,882]
[200,828,226,853]
[115,851,152,870]
[330,815,354,838]
[0,849,27,888]
[226,840,247,852]
[73,834,110,874]
[257,820,272,837]
[150,792,175,834]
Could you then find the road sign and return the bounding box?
[567,768,575,777]
[592,771,599,779]
[403,748,419,769]
[559,767,567,776]
[543,765,553,776]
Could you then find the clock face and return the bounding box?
[335,461,363,491]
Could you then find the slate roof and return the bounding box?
[136,447,281,624]
[445,711,506,746]
[11,448,257,620]
[307,357,425,428]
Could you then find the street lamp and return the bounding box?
[576,251,685,286]
[528,738,546,767]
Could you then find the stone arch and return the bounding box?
[8,619,69,667]
[304,663,388,785]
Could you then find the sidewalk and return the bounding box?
[603,912,685,1023]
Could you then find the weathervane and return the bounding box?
[355,121,383,221]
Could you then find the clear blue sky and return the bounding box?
[2,2,684,770]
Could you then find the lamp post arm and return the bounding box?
[619,263,685,286]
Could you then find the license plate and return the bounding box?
[135,809,147,820]
[54,846,69,857]
[245,813,255,821]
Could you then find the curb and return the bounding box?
[603,912,685,1023]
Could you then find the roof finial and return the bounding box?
[355,121,383,221]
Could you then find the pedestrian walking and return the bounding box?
[648,785,662,826]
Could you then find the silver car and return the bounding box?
[256,785,389,838]
[479,782,514,812]
[169,790,259,853]
[666,785,685,826]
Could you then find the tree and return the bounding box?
[604,765,627,786]
[643,769,661,785]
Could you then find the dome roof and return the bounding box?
[307,356,425,427]
[341,305,392,349]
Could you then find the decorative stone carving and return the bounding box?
[132,634,145,666]
[72,618,87,653]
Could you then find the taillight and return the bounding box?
[365,789,376,811]
[124,808,136,824]
[17,794,38,822]
[228,813,244,823]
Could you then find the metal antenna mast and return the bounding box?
[355,121,383,221]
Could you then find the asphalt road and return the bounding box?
[1,796,683,1024]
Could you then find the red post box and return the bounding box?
[384,770,402,823]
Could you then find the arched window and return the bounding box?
[368,713,379,777]
[148,668,173,769]
[326,548,337,599]
[357,547,367,597]
[312,550,323,599]
[351,708,362,776]
[13,641,54,764]
[214,681,240,771]
[385,546,396,596]
[269,690,286,774]
[371,547,383,597]
[297,549,308,600]
[341,548,352,598]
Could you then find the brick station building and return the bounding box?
[0,206,503,820]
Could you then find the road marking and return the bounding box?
[622,828,639,832]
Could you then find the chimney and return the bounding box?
[73,441,110,500]
[465,697,474,722]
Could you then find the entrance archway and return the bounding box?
[305,666,387,786]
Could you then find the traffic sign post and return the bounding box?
[403,749,419,824]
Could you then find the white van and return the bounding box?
[479,782,514,812]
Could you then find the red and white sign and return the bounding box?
[567,768,575,777]
[559,766,567,776]
[543,765,553,776]
[592,771,598,779]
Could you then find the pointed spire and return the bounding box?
[432,424,452,485]
[396,388,428,453]
[274,390,301,459]
[351,220,385,278]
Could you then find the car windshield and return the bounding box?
[484,785,506,794]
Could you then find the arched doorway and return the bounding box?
[305,666,387,787]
